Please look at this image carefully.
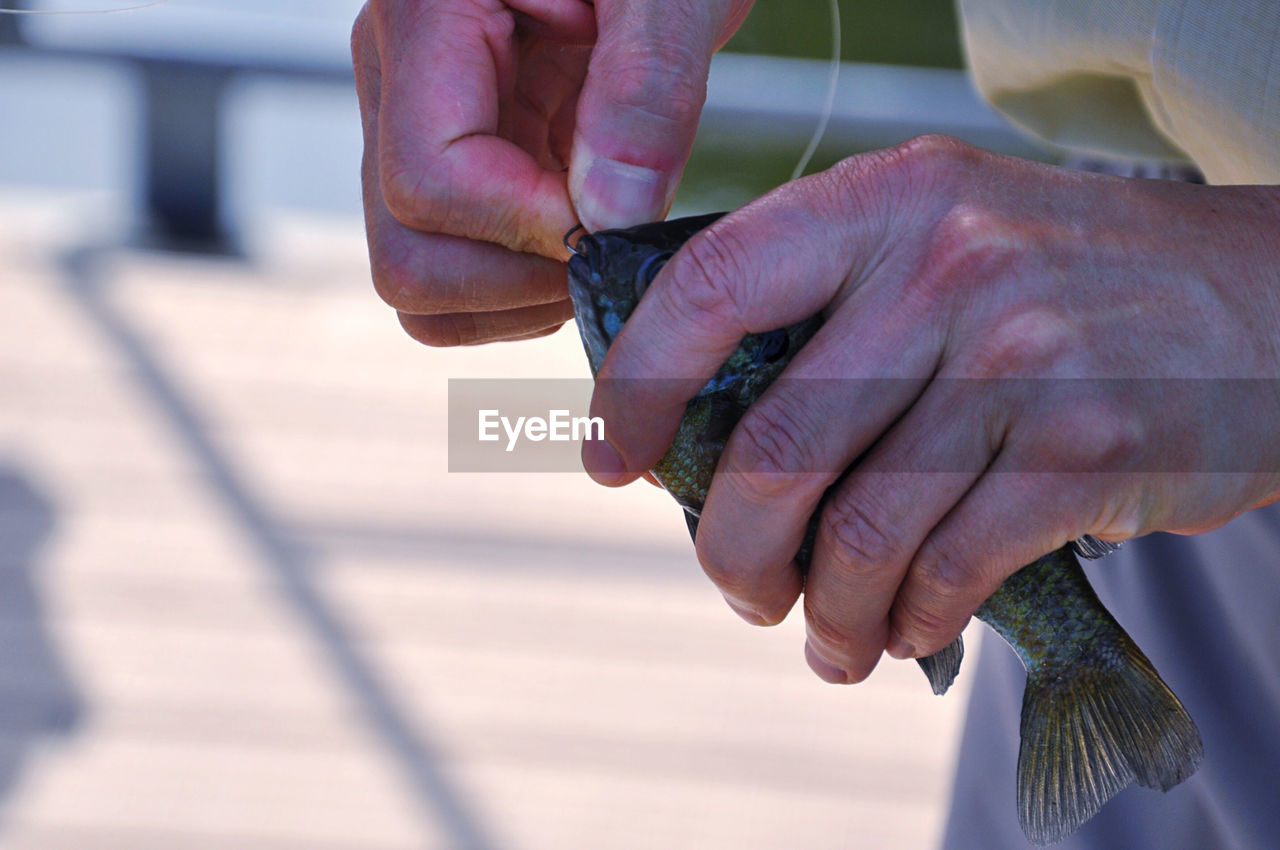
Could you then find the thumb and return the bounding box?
[569,1,726,231]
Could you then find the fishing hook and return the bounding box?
[563,223,586,256]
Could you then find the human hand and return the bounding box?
[352,0,753,345]
[581,135,1280,682]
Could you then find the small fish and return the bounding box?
[566,212,1203,846]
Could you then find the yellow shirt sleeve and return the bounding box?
[958,0,1280,184]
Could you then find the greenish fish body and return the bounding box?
[566,213,1202,846]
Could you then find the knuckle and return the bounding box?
[804,604,877,683]
[850,133,974,197]
[912,541,974,600]
[1091,497,1144,541]
[370,270,406,311]
[381,153,454,231]
[369,251,412,310]
[894,598,959,655]
[398,312,467,348]
[731,397,825,491]
[892,133,975,169]
[823,153,894,222]
[931,203,1014,260]
[1036,399,1145,472]
[917,203,1026,302]
[822,134,980,253]
[479,6,515,46]
[898,543,980,642]
[843,662,875,685]
[962,306,1073,379]
[367,228,432,312]
[661,225,752,334]
[804,604,854,660]
[819,492,904,574]
[695,546,754,602]
[605,43,706,129]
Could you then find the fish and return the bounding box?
[565,212,1204,846]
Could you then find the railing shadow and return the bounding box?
[0,466,83,811]
[59,243,500,850]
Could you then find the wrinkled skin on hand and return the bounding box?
[579,135,1280,684]
[352,0,753,346]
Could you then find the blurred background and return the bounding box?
[0,2,1044,848]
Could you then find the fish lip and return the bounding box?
[566,240,612,376]
[565,230,601,312]
[566,251,593,293]
[566,234,603,312]
[570,229,600,268]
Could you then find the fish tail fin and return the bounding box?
[916,634,964,695]
[1017,635,1203,845]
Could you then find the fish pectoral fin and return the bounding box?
[1016,636,1204,845]
[915,635,964,695]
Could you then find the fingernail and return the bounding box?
[724,596,768,627]
[582,438,628,486]
[886,630,916,660]
[576,158,668,231]
[805,641,849,684]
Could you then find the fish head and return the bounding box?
[566,212,724,375]
[565,211,825,511]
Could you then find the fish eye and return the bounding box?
[759,329,789,364]
[634,250,675,298]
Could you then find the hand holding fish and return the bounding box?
[351,0,753,345]
[580,135,1280,684]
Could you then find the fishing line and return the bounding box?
[789,0,841,181]
[0,0,169,15]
